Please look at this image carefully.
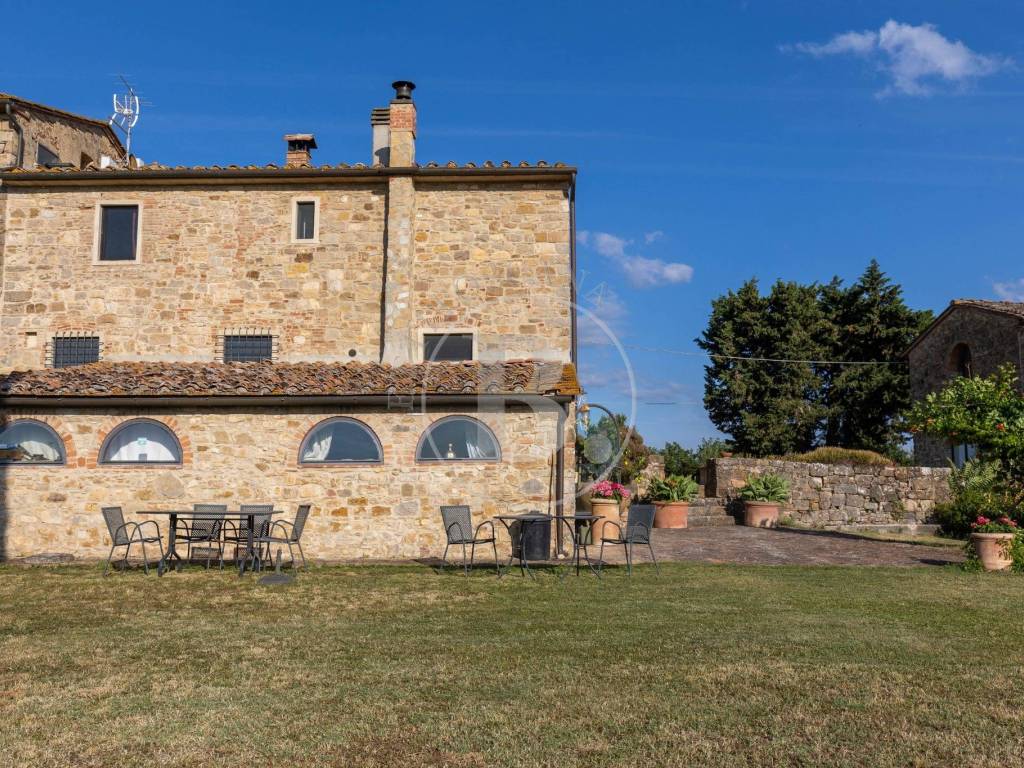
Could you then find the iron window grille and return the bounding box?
[220,333,277,363]
[49,335,101,368]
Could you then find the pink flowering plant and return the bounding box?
[591,480,631,503]
[971,515,1019,534]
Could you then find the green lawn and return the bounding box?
[1,562,1022,767]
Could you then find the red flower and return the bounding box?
[996,423,1006,431]
[976,516,990,526]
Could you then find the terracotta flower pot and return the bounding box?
[971,532,1015,572]
[653,501,689,529]
[743,501,779,528]
[589,497,621,542]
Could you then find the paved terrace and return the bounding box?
[625,526,964,567]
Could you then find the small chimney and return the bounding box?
[371,107,390,166]
[388,80,417,167]
[284,133,317,167]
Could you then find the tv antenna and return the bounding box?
[109,76,142,162]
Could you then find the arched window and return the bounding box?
[299,418,383,464]
[100,419,182,464]
[416,416,500,461]
[950,343,973,378]
[0,419,66,465]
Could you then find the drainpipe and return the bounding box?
[569,179,577,365]
[1,101,25,170]
[554,399,567,556]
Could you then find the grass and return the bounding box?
[1,562,1023,767]
[776,447,897,466]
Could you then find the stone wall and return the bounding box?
[0,400,576,561]
[908,304,1023,466]
[705,458,950,528]
[0,180,573,371]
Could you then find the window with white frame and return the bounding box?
[294,200,317,241]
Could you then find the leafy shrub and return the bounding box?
[933,459,1020,538]
[779,447,893,466]
[647,475,699,503]
[739,473,790,503]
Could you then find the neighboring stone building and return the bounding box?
[0,93,124,171]
[0,82,579,561]
[906,299,1024,466]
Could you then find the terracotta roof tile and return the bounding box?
[951,299,1024,319]
[0,360,581,399]
[1,161,571,177]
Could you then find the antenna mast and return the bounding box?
[109,76,142,163]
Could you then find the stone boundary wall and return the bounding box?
[705,458,951,529]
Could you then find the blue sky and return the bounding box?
[4,1,1023,448]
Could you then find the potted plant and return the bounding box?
[738,473,790,528]
[648,475,699,528]
[589,481,630,541]
[969,515,1019,571]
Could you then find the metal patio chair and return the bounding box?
[257,503,311,571]
[173,503,226,569]
[439,505,499,575]
[598,504,659,576]
[227,504,274,570]
[102,506,164,576]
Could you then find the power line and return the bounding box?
[591,341,908,367]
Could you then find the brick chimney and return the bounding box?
[388,81,416,166]
[284,133,317,167]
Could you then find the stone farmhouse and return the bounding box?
[1,92,124,171]
[906,299,1024,466]
[0,82,580,561]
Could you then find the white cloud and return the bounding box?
[578,229,694,288]
[993,278,1024,302]
[788,20,1010,96]
[619,256,694,289]
[644,230,665,244]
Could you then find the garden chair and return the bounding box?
[226,504,275,570]
[102,506,164,576]
[257,503,312,571]
[598,504,659,576]
[439,505,499,575]
[174,503,226,569]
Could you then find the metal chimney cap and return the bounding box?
[391,81,416,100]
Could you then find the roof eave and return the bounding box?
[0,165,577,186]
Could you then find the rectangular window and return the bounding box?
[99,205,139,261]
[52,336,100,368]
[223,334,274,363]
[36,143,60,167]
[295,201,316,240]
[423,333,474,362]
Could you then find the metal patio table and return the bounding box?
[494,513,605,579]
[560,513,605,577]
[139,509,282,577]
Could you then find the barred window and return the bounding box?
[223,334,274,363]
[52,336,100,368]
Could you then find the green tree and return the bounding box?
[698,262,928,457]
[577,412,651,484]
[661,441,698,478]
[697,278,828,455]
[820,261,932,452]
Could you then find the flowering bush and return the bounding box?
[971,515,1019,534]
[591,480,631,502]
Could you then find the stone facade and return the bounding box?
[705,457,950,528]
[0,180,571,371]
[0,402,575,560]
[907,301,1024,466]
[0,85,578,561]
[0,95,123,170]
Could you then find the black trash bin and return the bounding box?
[510,518,551,561]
